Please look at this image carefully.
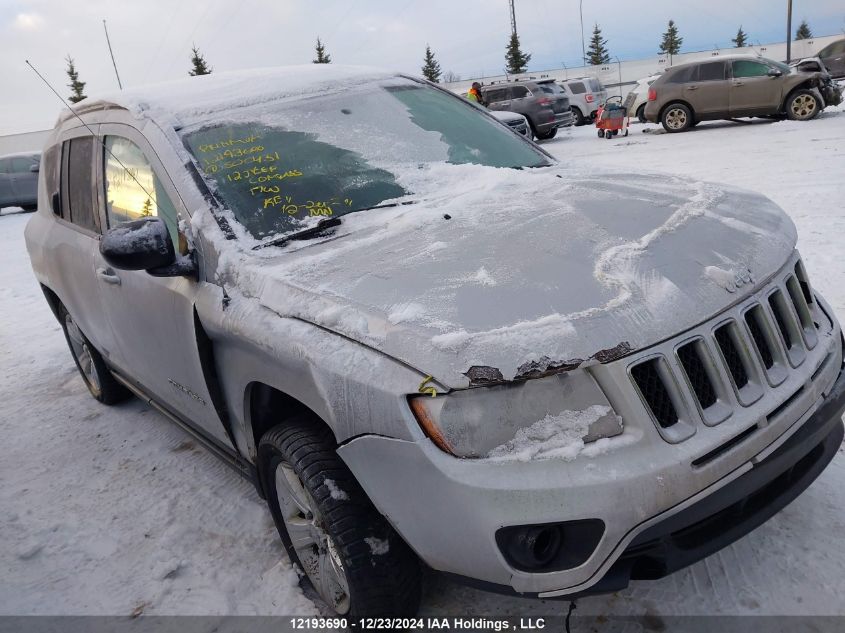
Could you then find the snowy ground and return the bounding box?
[2,104,844,623]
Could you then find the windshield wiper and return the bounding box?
[253,217,342,250]
[253,200,418,251]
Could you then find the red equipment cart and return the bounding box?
[595,95,630,140]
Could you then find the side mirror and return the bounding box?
[767,68,783,77]
[100,217,176,271]
[29,164,40,173]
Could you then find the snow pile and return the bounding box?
[364,537,390,556]
[486,405,619,462]
[323,478,348,501]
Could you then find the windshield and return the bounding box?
[182,77,551,241]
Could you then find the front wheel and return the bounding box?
[259,418,421,617]
[59,305,130,404]
[571,107,585,126]
[786,90,820,121]
[661,103,693,133]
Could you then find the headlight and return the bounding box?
[409,371,623,458]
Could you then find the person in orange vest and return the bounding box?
[466,82,484,105]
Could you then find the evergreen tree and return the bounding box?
[65,55,86,104]
[189,45,212,76]
[313,37,331,64]
[732,26,748,48]
[421,45,442,82]
[505,32,531,75]
[658,19,683,55]
[795,20,812,40]
[140,198,153,217]
[585,23,610,65]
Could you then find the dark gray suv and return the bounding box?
[482,79,574,139]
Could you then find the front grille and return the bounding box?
[631,360,678,428]
[769,291,794,350]
[744,307,774,369]
[714,324,749,388]
[626,256,832,443]
[677,342,717,409]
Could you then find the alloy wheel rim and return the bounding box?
[275,462,351,614]
[666,108,687,129]
[792,94,816,119]
[65,315,101,394]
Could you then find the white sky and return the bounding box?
[2,0,844,135]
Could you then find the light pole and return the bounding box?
[579,0,586,68]
[615,56,623,98]
[786,0,793,63]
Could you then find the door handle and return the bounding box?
[96,267,121,285]
[687,85,699,90]
[733,81,745,86]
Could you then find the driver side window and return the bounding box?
[103,136,182,251]
[732,60,770,78]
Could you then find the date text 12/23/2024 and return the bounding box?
[290,617,548,630]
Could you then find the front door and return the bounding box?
[730,59,783,116]
[682,61,730,118]
[94,124,231,448]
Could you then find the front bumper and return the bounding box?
[341,363,844,597]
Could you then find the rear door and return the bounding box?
[730,59,783,116]
[0,159,10,206]
[682,61,730,117]
[47,130,120,359]
[95,124,230,447]
[508,85,532,117]
[10,155,38,204]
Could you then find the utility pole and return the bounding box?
[579,0,586,67]
[786,0,793,63]
[509,0,517,36]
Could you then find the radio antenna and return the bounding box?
[25,59,155,204]
[103,20,123,90]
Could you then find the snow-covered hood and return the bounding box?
[213,163,797,389]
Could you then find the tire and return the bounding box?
[536,127,558,140]
[786,90,821,121]
[605,130,613,139]
[59,304,130,405]
[571,107,585,126]
[661,103,693,133]
[636,104,647,123]
[259,418,422,617]
[597,129,604,138]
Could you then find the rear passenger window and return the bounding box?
[0,159,8,174]
[511,86,530,98]
[668,66,697,83]
[698,62,726,81]
[103,136,180,247]
[568,82,586,94]
[732,60,770,78]
[61,137,99,233]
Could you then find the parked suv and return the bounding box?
[26,66,845,618]
[645,55,837,132]
[816,37,845,79]
[0,152,40,212]
[559,77,608,125]
[481,79,574,139]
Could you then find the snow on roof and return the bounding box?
[71,65,397,128]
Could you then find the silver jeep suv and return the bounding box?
[481,79,574,139]
[26,66,845,617]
